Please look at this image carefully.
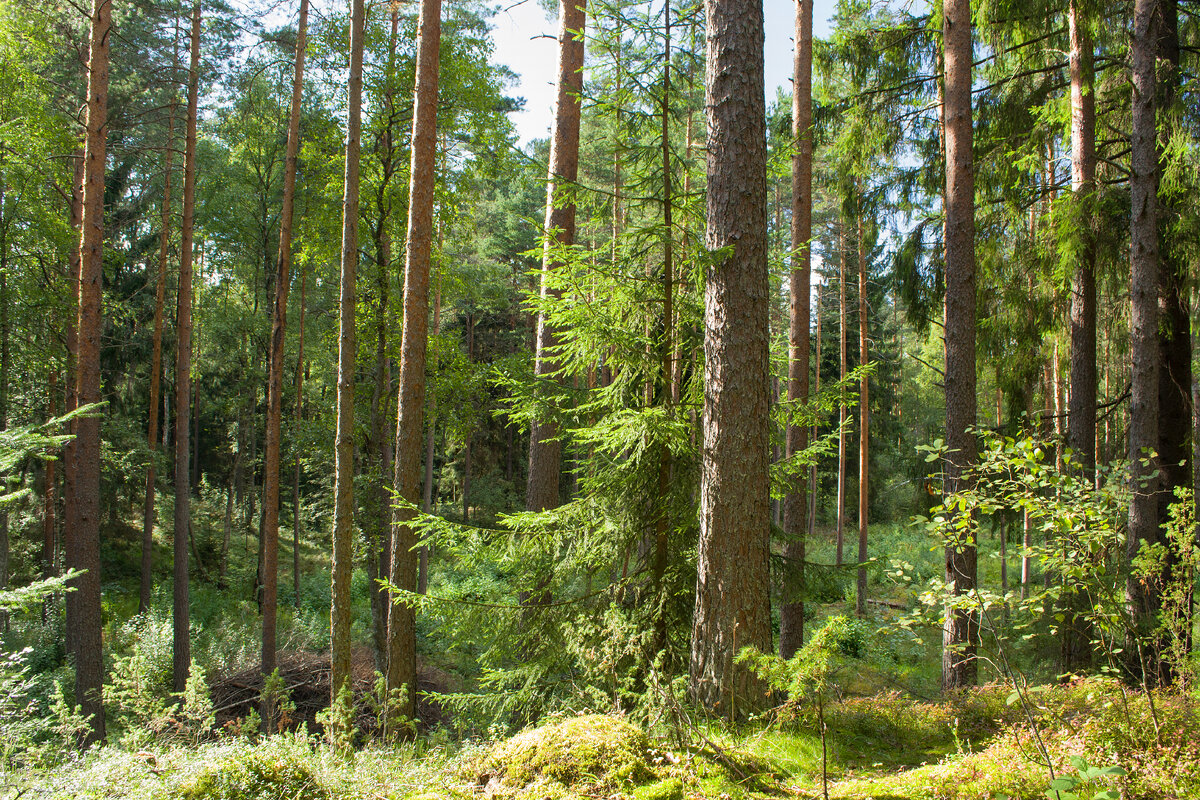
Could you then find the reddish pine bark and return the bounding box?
[941,0,978,690]
[261,0,308,695]
[779,0,813,660]
[71,0,113,744]
[527,0,587,515]
[690,0,771,715]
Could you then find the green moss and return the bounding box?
[632,777,684,800]
[483,714,652,791]
[172,743,326,800]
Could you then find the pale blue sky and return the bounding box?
[490,0,839,145]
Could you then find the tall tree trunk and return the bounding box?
[836,223,847,566]
[293,266,305,606]
[651,0,675,655]
[941,0,978,690]
[856,200,869,617]
[70,0,112,744]
[368,3,400,673]
[386,0,440,724]
[173,0,201,696]
[690,0,770,715]
[1063,0,1096,673]
[331,0,365,713]
[527,0,587,516]
[261,0,307,702]
[140,47,177,615]
[779,0,813,660]
[1126,0,1161,675]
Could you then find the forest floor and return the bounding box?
[24,678,1199,800]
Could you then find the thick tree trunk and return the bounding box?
[690,0,771,715]
[941,0,978,690]
[386,0,440,723]
[779,0,813,660]
[261,0,307,703]
[331,0,365,712]
[1126,0,1161,672]
[856,203,869,617]
[1063,0,1096,673]
[527,0,586,516]
[173,0,201,696]
[70,0,112,744]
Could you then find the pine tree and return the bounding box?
[331,0,365,711]
[941,0,978,690]
[387,0,442,723]
[690,0,771,714]
[261,0,307,702]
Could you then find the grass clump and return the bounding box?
[480,714,652,794]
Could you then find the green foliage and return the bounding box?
[0,576,89,770]
[317,682,357,752]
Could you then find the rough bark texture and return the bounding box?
[140,57,175,616]
[62,149,84,666]
[1063,0,1096,673]
[71,0,112,744]
[173,0,201,696]
[262,0,307,694]
[941,0,978,690]
[779,0,812,660]
[527,0,586,515]
[1126,0,1161,662]
[690,0,771,715]
[386,0,440,723]
[331,0,364,708]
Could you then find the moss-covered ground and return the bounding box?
[20,679,1199,800]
